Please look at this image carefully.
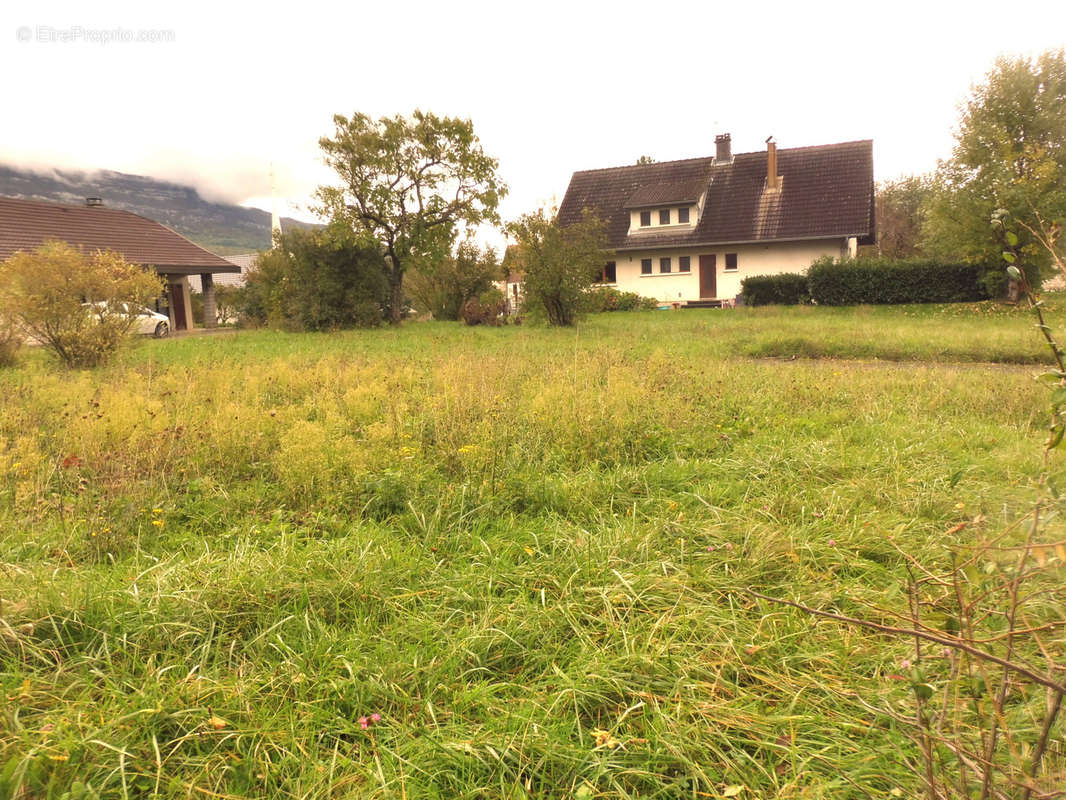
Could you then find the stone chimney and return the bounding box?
[765,136,779,190]
[715,133,732,162]
[85,197,103,207]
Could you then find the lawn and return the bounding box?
[1,303,1064,798]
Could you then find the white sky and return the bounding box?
[2,0,1064,247]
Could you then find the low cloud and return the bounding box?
[0,145,329,219]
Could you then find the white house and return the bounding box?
[557,135,875,305]
[189,252,257,293]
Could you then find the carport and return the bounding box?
[0,195,240,331]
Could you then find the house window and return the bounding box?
[660,257,671,273]
[602,261,616,283]
[659,209,670,225]
[678,207,690,224]
[641,258,652,275]
[725,253,738,271]
[678,256,690,272]
[640,211,651,227]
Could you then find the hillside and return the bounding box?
[0,165,317,255]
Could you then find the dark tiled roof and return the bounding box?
[558,140,874,250]
[624,178,706,209]
[0,196,240,273]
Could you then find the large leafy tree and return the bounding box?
[507,209,607,326]
[923,49,1066,284]
[316,110,506,324]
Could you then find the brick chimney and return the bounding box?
[765,136,779,190]
[715,133,732,162]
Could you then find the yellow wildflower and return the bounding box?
[590,728,620,748]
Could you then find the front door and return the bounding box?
[169,283,188,331]
[698,254,716,299]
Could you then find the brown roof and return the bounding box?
[558,140,874,250]
[0,196,240,274]
[624,178,706,209]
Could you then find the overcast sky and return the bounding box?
[2,0,1064,245]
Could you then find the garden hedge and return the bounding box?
[805,257,991,305]
[740,273,810,305]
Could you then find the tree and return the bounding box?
[241,225,388,331]
[405,239,501,320]
[635,155,657,165]
[922,49,1066,287]
[863,175,931,259]
[506,209,607,326]
[0,241,162,368]
[316,110,507,324]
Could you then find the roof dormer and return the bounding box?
[624,179,704,235]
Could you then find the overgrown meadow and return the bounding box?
[2,303,1064,798]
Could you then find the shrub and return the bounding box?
[0,241,163,368]
[506,209,608,326]
[406,241,500,321]
[242,225,388,331]
[806,257,991,305]
[213,284,243,326]
[0,313,21,367]
[460,287,505,326]
[586,286,658,312]
[740,273,810,305]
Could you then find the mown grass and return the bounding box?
[1,303,1064,798]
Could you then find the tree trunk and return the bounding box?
[388,267,404,325]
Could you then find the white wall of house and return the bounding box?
[603,238,847,303]
[493,278,524,314]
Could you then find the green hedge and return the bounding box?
[806,257,991,305]
[740,273,810,305]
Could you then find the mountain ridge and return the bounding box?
[0,165,317,255]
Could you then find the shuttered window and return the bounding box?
[659,209,670,224]
[725,253,738,271]
[678,207,690,223]
[678,256,690,272]
[660,257,671,273]
[640,211,651,227]
[603,262,616,283]
[641,258,652,275]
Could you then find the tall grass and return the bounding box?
[0,306,1060,798]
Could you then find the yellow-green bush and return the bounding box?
[0,241,163,367]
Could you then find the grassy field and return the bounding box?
[2,303,1064,798]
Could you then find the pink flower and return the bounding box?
[900,659,913,670]
[370,713,381,723]
[359,716,369,730]
[706,545,715,552]
[827,539,836,547]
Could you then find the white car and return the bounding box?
[131,306,171,338]
[84,302,171,338]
